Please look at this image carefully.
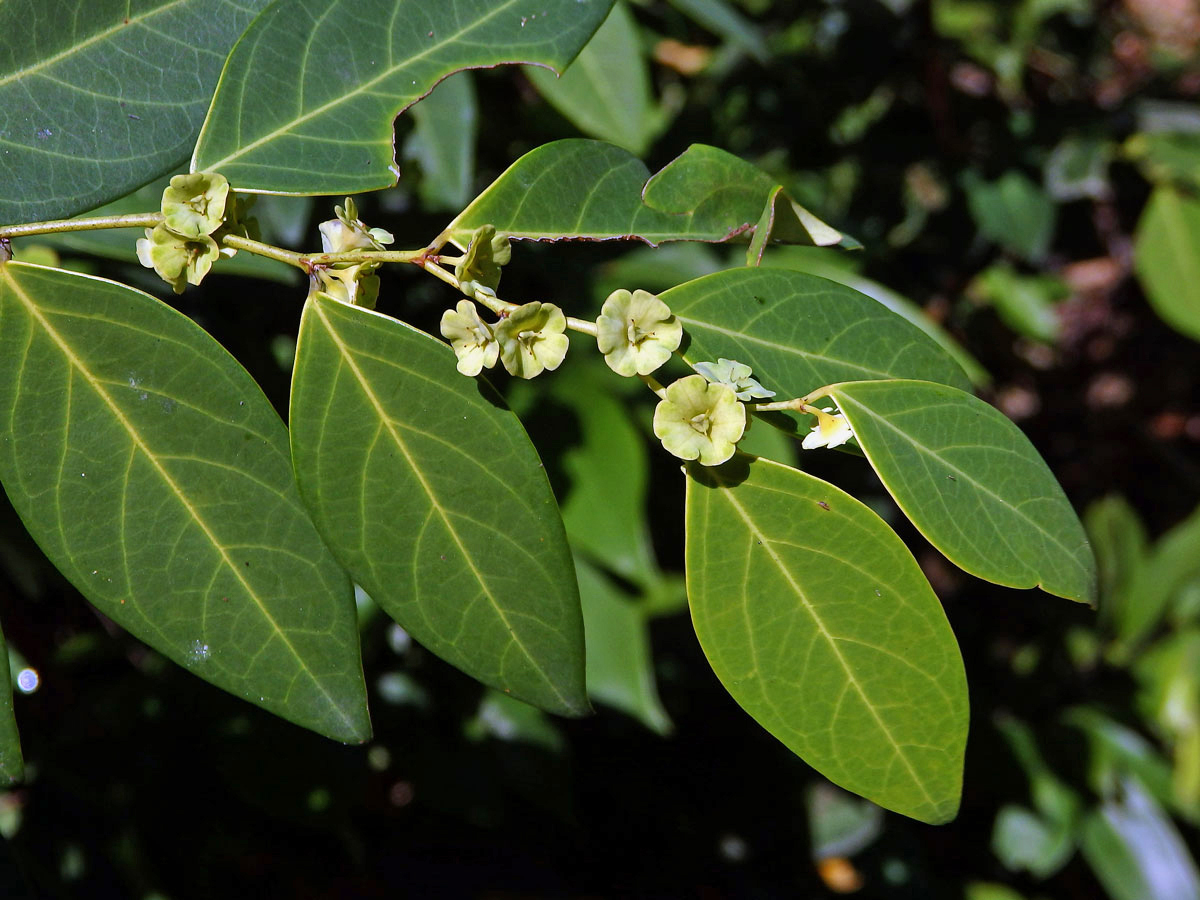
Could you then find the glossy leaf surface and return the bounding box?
[193,0,613,194]
[686,456,968,823]
[442,140,849,249]
[1134,185,1200,343]
[0,0,269,224]
[0,620,22,784]
[0,264,369,742]
[290,295,587,715]
[526,1,663,156]
[828,380,1096,604]
[663,268,973,397]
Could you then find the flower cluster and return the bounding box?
[136,173,248,294]
[310,197,394,308]
[441,299,568,379]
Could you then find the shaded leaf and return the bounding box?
[576,557,671,734]
[525,1,664,156]
[1134,185,1200,343]
[0,620,22,784]
[667,0,768,62]
[662,269,974,407]
[442,140,851,249]
[686,455,968,823]
[402,71,478,212]
[0,0,269,224]
[0,264,369,742]
[835,381,1099,607]
[553,366,657,586]
[806,782,885,859]
[193,0,613,194]
[992,804,1075,877]
[828,379,1096,604]
[289,294,587,716]
[1125,131,1200,190]
[1080,778,1200,900]
[969,263,1066,344]
[1084,494,1148,634]
[963,170,1056,263]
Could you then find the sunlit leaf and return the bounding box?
[1134,185,1200,343]
[290,294,587,716]
[827,379,1096,604]
[0,620,23,784]
[193,0,613,194]
[0,264,369,742]
[442,141,851,249]
[686,456,968,823]
[0,0,269,224]
[662,268,974,402]
[525,1,664,156]
[402,71,478,212]
[576,557,671,734]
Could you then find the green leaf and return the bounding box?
[685,455,968,824]
[1084,495,1149,638]
[1125,131,1200,190]
[525,1,664,156]
[553,366,657,587]
[576,557,671,734]
[192,0,613,194]
[969,262,1066,344]
[0,263,369,742]
[442,141,851,249]
[667,0,768,62]
[662,268,974,403]
[963,170,1056,263]
[0,620,23,784]
[992,805,1075,877]
[827,379,1096,604]
[402,71,478,212]
[1080,778,1200,900]
[1134,185,1200,343]
[289,294,587,716]
[0,0,270,224]
[761,246,990,387]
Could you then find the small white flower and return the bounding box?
[801,407,854,450]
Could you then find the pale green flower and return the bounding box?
[653,375,746,465]
[596,289,683,377]
[310,264,380,308]
[495,302,569,378]
[802,406,854,450]
[161,173,230,238]
[319,197,393,253]
[440,300,499,376]
[693,358,775,400]
[136,224,220,294]
[454,224,511,292]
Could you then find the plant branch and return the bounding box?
[0,213,163,240]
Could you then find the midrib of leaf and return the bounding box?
[676,315,899,382]
[705,465,937,808]
[837,391,1085,568]
[194,0,522,173]
[0,0,190,89]
[0,267,350,725]
[309,301,570,708]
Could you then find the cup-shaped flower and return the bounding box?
[441,300,499,376]
[136,224,220,294]
[653,375,746,466]
[802,406,854,450]
[310,263,380,308]
[495,302,569,379]
[454,224,511,292]
[693,357,775,400]
[161,173,230,239]
[596,289,683,377]
[319,197,394,254]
